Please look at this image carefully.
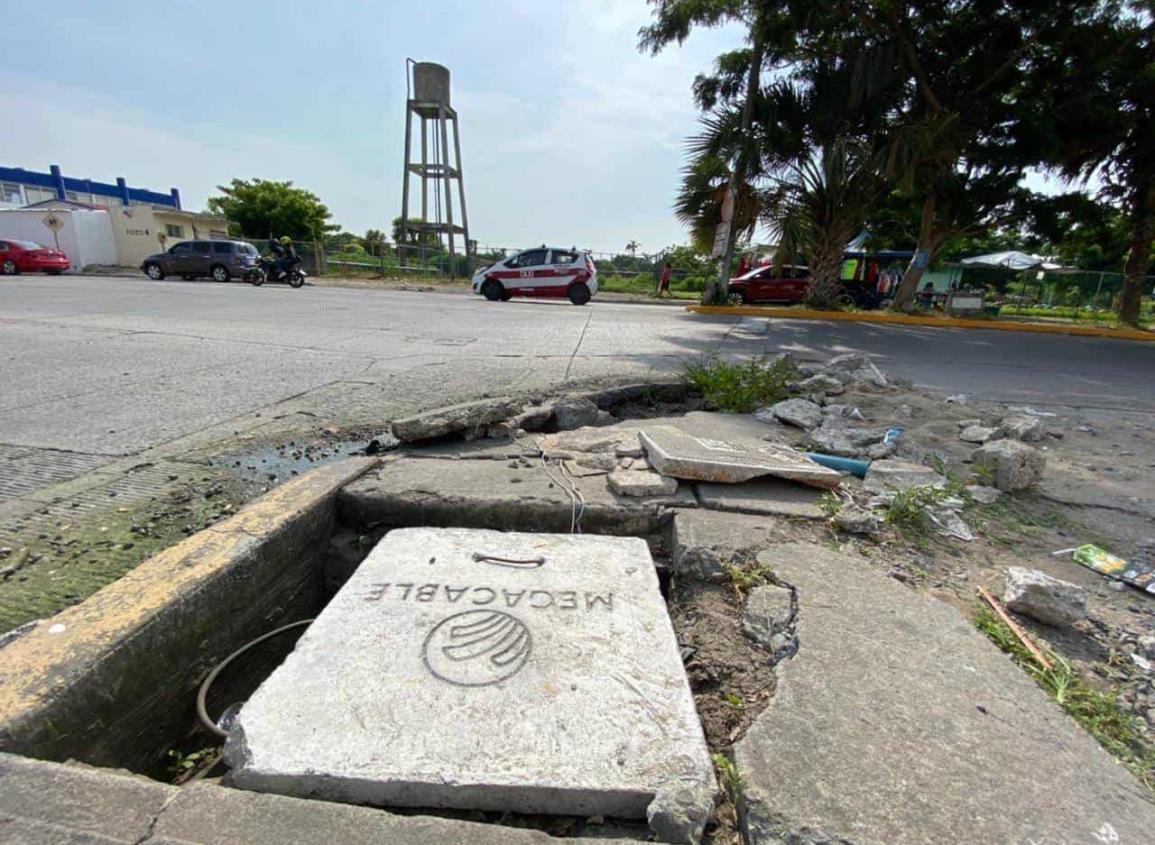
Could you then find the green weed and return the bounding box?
[725,561,774,598]
[974,608,1155,793]
[885,485,955,538]
[818,492,844,518]
[712,752,743,803]
[723,691,746,711]
[166,747,218,781]
[683,354,795,414]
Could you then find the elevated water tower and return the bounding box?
[398,60,471,277]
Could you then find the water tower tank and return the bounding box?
[413,62,451,106]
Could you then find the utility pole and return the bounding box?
[708,37,763,306]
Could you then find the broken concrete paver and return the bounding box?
[227,528,714,841]
[695,478,825,519]
[639,426,840,489]
[607,469,678,498]
[959,424,1001,444]
[553,397,601,430]
[671,509,777,580]
[1000,414,1045,442]
[735,543,1155,845]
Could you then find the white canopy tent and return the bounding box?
[959,251,1067,271]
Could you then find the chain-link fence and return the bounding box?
[957,265,1155,323]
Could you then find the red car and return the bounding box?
[727,264,810,304]
[0,239,70,276]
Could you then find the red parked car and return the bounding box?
[727,264,811,304]
[0,239,70,276]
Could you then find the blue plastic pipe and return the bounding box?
[805,452,870,478]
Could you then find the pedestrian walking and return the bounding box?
[657,262,672,297]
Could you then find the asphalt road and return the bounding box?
[2,274,1152,458]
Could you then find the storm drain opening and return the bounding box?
[173,402,828,844]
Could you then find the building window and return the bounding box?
[165,224,185,238]
[1,183,22,204]
[23,186,56,204]
[65,191,80,202]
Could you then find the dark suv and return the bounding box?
[141,240,259,282]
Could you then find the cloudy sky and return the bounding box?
[3,0,743,254]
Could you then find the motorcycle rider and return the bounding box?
[266,236,299,280]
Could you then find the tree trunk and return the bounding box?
[1119,187,1153,327]
[890,193,937,310]
[804,238,848,308]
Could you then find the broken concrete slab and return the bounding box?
[227,528,715,840]
[735,543,1155,845]
[607,469,678,498]
[1003,567,1087,627]
[971,439,1045,491]
[863,459,945,492]
[833,506,881,535]
[696,478,825,519]
[762,398,823,430]
[966,484,1002,504]
[536,427,639,458]
[553,397,600,430]
[339,456,691,539]
[796,374,844,395]
[639,426,840,489]
[392,398,521,442]
[671,510,777,580]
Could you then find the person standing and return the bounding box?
[657,261,672,297]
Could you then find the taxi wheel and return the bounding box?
[481,279,504,301]
[500,290,513,301]
[727,290,746,305]
[567,282,591,305]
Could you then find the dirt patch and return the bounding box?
[668,577,777,751]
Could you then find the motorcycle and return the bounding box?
[247,257,306,289]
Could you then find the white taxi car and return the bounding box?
[471,246,598,305]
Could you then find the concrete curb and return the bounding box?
[0,457,378,771]
[686,303,1155,342]
[0,752,633,845]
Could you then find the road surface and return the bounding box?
[2,274,1152,461]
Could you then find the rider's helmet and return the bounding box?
[279,236,292,244]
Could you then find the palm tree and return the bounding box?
[766,140,879,307]
[625,240,640,257]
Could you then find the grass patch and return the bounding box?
[885,484,957,538]
[683,353,795,413]
[818,492,844,518]
[974,607,1155,792]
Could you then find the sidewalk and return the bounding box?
[687,303,1155,342]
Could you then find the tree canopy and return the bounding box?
[206,179,333,242]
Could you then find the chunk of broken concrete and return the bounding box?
[226,528,715,835]
[607,469,678,498]
[672,510,776,581]
[971,440,1045,492]
[761,398,823,430]
[1003,566,1087,627]
[960,425,1002,444]
[833,506,882,535]
[966,485,1002,504]
[866,440,897,460]
[392,397,520,442]
[639,425,840,489]
[1000,415,1045,442]
[804,424,861,458]
[743,584,794,649]
[863,459,945,492]
[553,397,601,430]
[796,374,844,396]
[537,427,637,459]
